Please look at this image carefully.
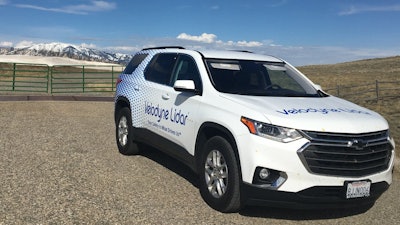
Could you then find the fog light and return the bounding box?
[253,167,287,189]
[259,168,270,180]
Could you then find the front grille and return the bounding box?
[298,130,393,177]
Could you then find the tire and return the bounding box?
[115,107,140,155]
[198,136,242,212]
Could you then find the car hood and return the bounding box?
[220,94,388,133]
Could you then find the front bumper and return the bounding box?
[242,181,390,209]
[235,132,394,208]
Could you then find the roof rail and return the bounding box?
[142,46,185,51]
[231,50,253,53]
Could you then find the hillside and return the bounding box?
[298,56,400,89]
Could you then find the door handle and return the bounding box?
[162,93,170,100]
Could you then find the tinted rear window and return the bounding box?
[124,53,148,74]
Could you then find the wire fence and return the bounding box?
[324,80,400,103]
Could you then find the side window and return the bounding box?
[172,55,202,89]
[144,53,177,85]
[124,53,148,74]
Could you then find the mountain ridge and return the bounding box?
[0,42,133,65]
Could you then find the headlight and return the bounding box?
[241,116,303,143]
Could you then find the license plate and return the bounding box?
[345,180,371,199]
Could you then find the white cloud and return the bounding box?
[177,33,217,43]
[0,41,13,47]
[64,1,116,12]
[15,1,116,15]
[119,46,138,52]
[339,4,400,15]
[237,41,263,47]
[222,40,234,46]
[102,45,142,53]
[177,33,264,48]
[80,43,97,49]
[15,40,35,48]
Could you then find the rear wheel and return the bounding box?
[198,136,242,212]
[116,107,140,155]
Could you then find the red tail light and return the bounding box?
[116,78,122,85]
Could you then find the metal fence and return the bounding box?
[324,80,400,102]
[51,65,123,93]
[0,62,123,94]
[0,62,49,92]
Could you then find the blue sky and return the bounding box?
[0,0,400,65]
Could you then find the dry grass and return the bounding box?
[299,56,400,88]
[298,56,400,158]
[366,99,400,159]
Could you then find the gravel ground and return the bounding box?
[0,101,399,224]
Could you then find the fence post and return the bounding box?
[46,66,50,93]
[111,66,115,91]
[375,80,379,101]
[50,66,53,94]
[82,66,85,93]
[336,85,340,97]
[12,63,16,91]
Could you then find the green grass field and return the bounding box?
[298,56,400,158]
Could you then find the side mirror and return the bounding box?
[174,80,197,93]
[314,84,322,90]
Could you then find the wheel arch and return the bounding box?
[114,96,131,122]
[195,122,242,176]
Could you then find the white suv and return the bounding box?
[114,47,395,212]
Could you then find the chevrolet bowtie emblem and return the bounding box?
[347,139,366,150]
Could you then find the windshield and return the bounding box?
[205,59,320,97]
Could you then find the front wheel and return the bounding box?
[198,136,242,212]
[115,107,140,155]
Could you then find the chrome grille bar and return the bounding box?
[298,130,393,177]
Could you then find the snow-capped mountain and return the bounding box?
[0,42,133,65]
